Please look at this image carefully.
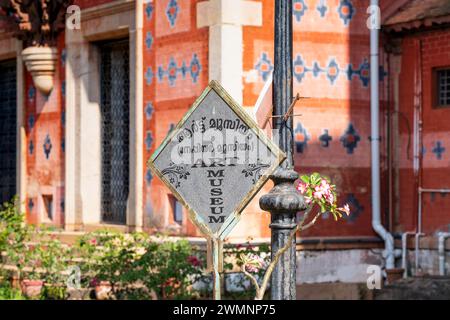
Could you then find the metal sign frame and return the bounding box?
[148,80,285,241]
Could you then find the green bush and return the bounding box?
[76,231,204,300]
[1,199,269,300]
[0,281,26,300]
[137,238,204,299]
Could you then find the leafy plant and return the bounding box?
[137,238,204,300]
[0,198,39,283]
[0,281,26,300]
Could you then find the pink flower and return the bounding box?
[187,255,201,267]
[297,182,308,194]
[313,189,324,200]
[304,196,312,205]
[90,238,97,246]
[90,277,99,287]
[243,254,266,273]
[324,192,335,204]
[338,204,351,216]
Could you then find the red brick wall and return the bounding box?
[396,29,450,234]
[26,35,66,227]
[242,0,391,238]
[142,0,209,236]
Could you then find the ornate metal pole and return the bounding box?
[259,0,306,300]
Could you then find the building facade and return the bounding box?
[0,0,449,285]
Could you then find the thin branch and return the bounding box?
[298,211,322,232]
[242,205,322,300]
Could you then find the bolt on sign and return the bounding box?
[148,81,285,299]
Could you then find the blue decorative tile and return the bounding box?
[291,56,378,87]
[293,0,308,22]
[316,0,328,17]
[145,31,153,50]
[255,52,273,82]
[145,2,154,20]
[295,122,311,154]
[293,55,308,83]
[338,0,354,26]
[43,134,52,159]
[312,61,323,77]
[158,55,201,86]
[28,87,36,101]
[421,146,427,157]
[168,123,175,134]
[60,200,65,212]
[62,80,66,97]
[146,169,153,184]
[29,140,34,155]
[379,65,388,82]
[145,131,154,150]
[319,129,332,147]
[326,58,340,85]
[145,67,154,85]
[357,59,370,87]
[61,138,65,153]
[344,194,364,222]
[61,110,65,127]
[145,102,154,120]
[345,64,355,80]
[432,141,445,160]
[61,49,67,66]
[28,198,34,212]
[167,57,179,86]
[190,54,201,83]
[340,123,360,154]
[28,114,35,130]
[166,0,179,27]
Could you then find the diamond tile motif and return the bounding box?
[338,0,354,26]
[340,123,360,154]
[166,0,179,27]
[293,0,308,22]
[43,134,52,159]
[432,141,445,160]
[255,53,274,82]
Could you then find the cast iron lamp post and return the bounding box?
[259,0,306,300]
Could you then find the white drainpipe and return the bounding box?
[401,232,416,278]
[370,0,395,270]
[438,233,450,276]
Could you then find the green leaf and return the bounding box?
[300,175,310,184]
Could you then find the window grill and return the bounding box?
[100,40,130,224]
[437,68,450,107]
[0,60,17,206]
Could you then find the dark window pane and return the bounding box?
[0,60,17,205]
[437,69,450,107]
[100,40,130,224]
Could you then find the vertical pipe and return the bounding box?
[370,0,395,270]
[131,0,144,231]
[370,0,394,270]
[401,232,415,278]
[414,232,424,275]
[438,233,450,276]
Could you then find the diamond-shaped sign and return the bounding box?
[148,81,285,239]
